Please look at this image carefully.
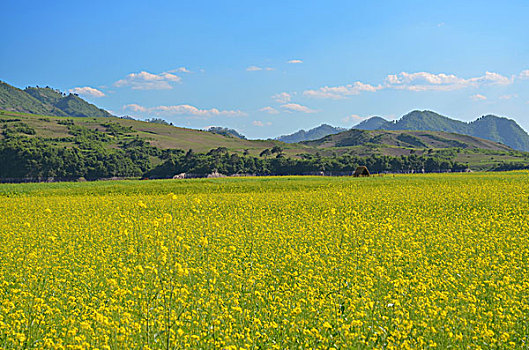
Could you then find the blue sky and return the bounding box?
[1,0,528,138]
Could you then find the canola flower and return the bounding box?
[0,172,528,348]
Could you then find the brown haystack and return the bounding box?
[353,166,370,177]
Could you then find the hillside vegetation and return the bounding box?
[304,129,512,151]
[354,110,529,151]
[1,109,529,181]
[0,81,113,118]
[280,110,529,152]
[277,124,346,143]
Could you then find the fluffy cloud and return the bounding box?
[253,120,272,127]
[304,82,381,99]
[246,66,274,72]
[386,71,511,91]
[288,59,303,64]
[114,71,181,90]
[166,67,191,73]
[123,104,147,112]
[471,94,487,101]
[259,106,280,114]
[281,103,317,113]
[123,104,246,118]
[342,114,365,123]
[303,71,514,99]
[68,87,105,98]
[519,70,529,80]
[386,72,466,91]
[272,92,291,103]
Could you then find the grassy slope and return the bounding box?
[0,110,309,156]
[24,87,114,118]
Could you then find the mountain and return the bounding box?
[207,126,247,139]
[353,116,389,130]
[303,128,512,151]
[353,110,529,151]
[0,81,113,118]
[277,124,346,143]
[470,115,529,152]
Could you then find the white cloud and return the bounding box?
[259,106,279,114]
[253,120,272,127]
[342,114,365,123]
[385,72,466,90]
[288,59,303,64]
[499,94,518,100]
[123,104,246,118]
[519,70,529,80]
[114,71,181,90]
[384,71,512,92]
[168,67,191,73]
[246,66,274,72]
[123,104,147,112]
[470,71,512,85]
[68,87,105,98]
[302,71,514,99]
[471,94,487,101]
[272,92,292,103]
[281,103,317,114]
[304,82,381,99]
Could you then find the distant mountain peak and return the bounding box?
[353,116,389,130]
[277,124,346,143]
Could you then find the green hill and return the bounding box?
[352,116,388,130]
[0,81,114,118]
[0,82,68,116]
[470,115,529,152]
[303,128,512,151]
[353,110,529,151]
[277,124,346,143]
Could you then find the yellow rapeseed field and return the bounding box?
[1,173,528,349]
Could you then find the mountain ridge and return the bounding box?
[302,128,513,152]
[352,110,529,151]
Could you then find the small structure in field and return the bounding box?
[207,171,226,178]
[353,166,370,177]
